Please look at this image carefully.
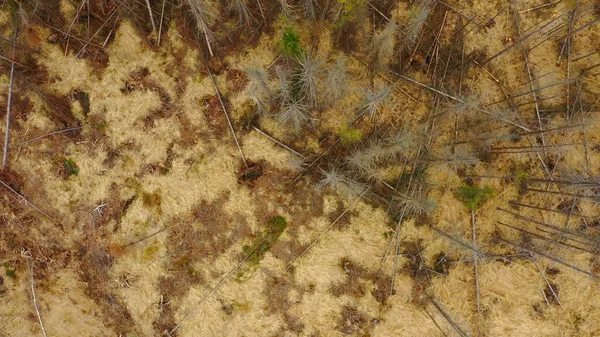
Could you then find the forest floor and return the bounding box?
[1,0,600,336]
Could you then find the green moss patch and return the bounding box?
[456,185,493,211]
[236,216,287,280]
[3,262,16,279]
[340,127,362,145]
[279,27,304,58]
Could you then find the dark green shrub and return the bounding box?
[63,159,79,176]
[279,27,304,58]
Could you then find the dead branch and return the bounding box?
[29,262,48,337]
[75,7,119,58]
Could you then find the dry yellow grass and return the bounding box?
[0,1,599,336]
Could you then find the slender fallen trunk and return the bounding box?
[497,221,595,255]
[170,234,270,335]
[389,70,531,132]
[10,127,82,148]
[64,0,88,55]
[471,210,481,317]
[206,64,247,167]
[251,126,306,159]
[2,57,14,170]
[144,0,157,32]
[285,187,370,273]
[509,201,599,219]
[157,0,167,46]
[510,2,553,178]
[2,29,16,170]
[430,226,482,255]
[430,299,470,337]
[0,178,53,219]
[423,308,449,337]
[497,207,599,245]
[389,208,408,297]
[498,238,599,279]
[203,29,214,57]
[531,256,562,307]
[483,10,570,65]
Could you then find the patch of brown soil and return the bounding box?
[336,305,370,335]
[154,194,250,334]
[329,257,392,305]
[263,275,306,334]
[204,95,228,135]
[76,242,138,336]
[226,68,249,93]
[176,113,202,148]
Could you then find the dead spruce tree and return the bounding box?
[185,0,218,56]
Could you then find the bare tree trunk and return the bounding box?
[206,64,246,167]
[158,0,167,46]
[144,0,157,32]
[2,30,16,170]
